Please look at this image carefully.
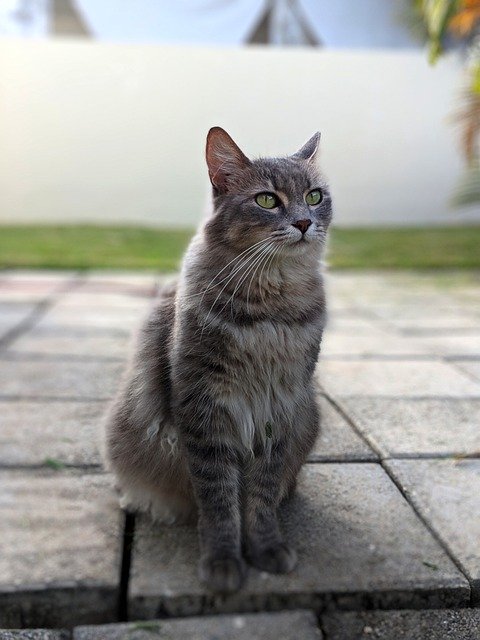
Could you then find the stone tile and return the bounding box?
[71,279,159,308]
[0,632,68,640]
[454,360,480,382]
[321,330,431,358]
[0,274,75,302]
[54,292,152,309]
[318,361,480,397]
[8,326,131,360]
[129,464,468,618]
[1,271,76,282]
[325,313,383,333]
[0,359,123,399]
[370,298,480,319]
[82,272,161,292]
[0,400,106,467]
[0,470,121,627]
[338,397,480,458]
[309,397,376,462]
[385,311,480,332]
[74,610,321,640]
[326,277,461,312]
[386,459,480,603]
[409,335,480,358]
[322,608,480,640]
[35,307,145,332]
[0,303,36,339]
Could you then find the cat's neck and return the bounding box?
[181,234,323,319]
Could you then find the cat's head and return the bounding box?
[205,127,332,256]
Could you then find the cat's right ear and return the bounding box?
[206,127,250,194]
[292,132,321,164]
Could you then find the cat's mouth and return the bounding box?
[270,228,321,250]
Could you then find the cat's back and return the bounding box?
[133,279,178,388]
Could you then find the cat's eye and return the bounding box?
[255,193,278,209]
[305,189,323,206]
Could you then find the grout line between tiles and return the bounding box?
[0,394,110,402]
[118,510,136,622]
[321,391,474,604]
[0,273,87,351]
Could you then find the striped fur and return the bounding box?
[105,128,332,593]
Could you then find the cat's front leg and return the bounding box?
[179,402,246,594]
[244,437,298,574]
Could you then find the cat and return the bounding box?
[105,127,332,594]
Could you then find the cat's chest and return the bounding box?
[227,320,315,395]
[218,321,316,446]
[234,321,306,366]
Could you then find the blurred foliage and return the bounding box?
[1,225,480,270]
[407,0,480,206]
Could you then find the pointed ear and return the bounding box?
[206,127,250,193]
[292,132,321,163]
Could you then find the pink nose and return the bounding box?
[292,219,312,234]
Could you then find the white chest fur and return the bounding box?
[218,320,312,450]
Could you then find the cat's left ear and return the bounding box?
[292,132,321,164]
[206,127,251,194]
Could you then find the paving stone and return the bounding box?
[370,298,480,320]
[0,303,36,340]
[326,278,461,311]
[454,360,480,382]
[47,306,148,326]
[0,274,75,302]
[129,463,468,618]
[8,326,131,360]
[0,470,121,627]
[82,272,161,292]
[0,400,106,466]
[53,292,152,309]
[309,397,376,461]
[321,608,480,640]
[386,311,480,332]
[36,306,146,332]
[408,334,480,358]
[325,313,384,333]
[337,397,480,458]
[0,359,123,399]
[318,361,480,397]
[74,610,321,640]
[1,271,76,282]
[321,330,431,358]
[0,632,69,640]
[385,458,480,603]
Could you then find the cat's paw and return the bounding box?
[199,555,246,594]
[247,542,297,574]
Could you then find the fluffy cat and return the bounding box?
[105,127,332,593]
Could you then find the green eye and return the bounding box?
[305,189,323,206]
[255,193,278,209]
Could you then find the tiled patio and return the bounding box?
[0,270,479,638]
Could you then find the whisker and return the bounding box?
[246,243,275,314]
[201,242,271,331]
[258,242,281,304]
[184,238,271,302]
[227,243,273,318]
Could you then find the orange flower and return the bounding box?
[449,0,480,36]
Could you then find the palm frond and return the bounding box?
[452,162,480,205]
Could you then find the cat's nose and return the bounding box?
[292,219,312,234]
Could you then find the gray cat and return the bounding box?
[105,127,332,593]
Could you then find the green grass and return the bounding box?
[43,457,66,471]
[329,226,480,269]
[0,226,192,271]
[0,224,480,270]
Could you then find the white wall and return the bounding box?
[0,40,475,227]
